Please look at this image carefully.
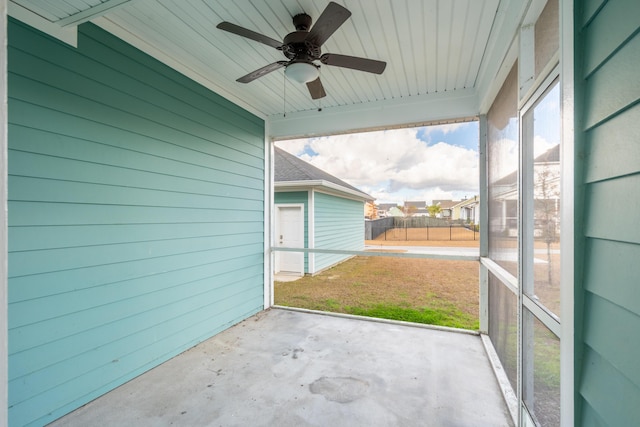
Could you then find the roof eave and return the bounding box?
[275,180,372,202]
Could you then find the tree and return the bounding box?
[427,204,441,218]
[403,204,418,217]
[534,164,560,286]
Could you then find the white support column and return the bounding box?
[308,190,315,274]
[560,0,576,425]
[263,124,274,308]
[0,1,8,424]
[479,115,489,333]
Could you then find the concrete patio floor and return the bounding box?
[49,308,513,427]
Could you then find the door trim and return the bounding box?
[275,203,305,276]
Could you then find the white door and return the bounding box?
[275,205,304,275]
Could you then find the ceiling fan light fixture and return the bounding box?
[285,62,319,83]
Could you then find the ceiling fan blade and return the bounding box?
[320,53,387,74]
[217,22,282,49]
[237,62,287,83]
[306,2,351,47]
[306,77,327,99]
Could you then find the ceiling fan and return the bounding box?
[217,1,387,99]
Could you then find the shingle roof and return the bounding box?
[274,146,370,197]
[377,203,398,211]
[535,144,560,163]
[404,201,426,208]
[432,199,457,209]
[493,144,559,186]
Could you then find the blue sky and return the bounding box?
[276,121,480,205]
[416,123,479,151]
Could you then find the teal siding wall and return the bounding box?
[577,0,640,424]
[8,20,265,426]
[314,192,364,273]
[274,191,309,272]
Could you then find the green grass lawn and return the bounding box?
[275,256,480,330]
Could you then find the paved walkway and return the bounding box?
[365,244,479,257]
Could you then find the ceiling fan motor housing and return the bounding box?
[292,13,312,31]
[282,32,321,60]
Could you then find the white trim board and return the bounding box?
[8,1,77,46]
[0,2,8,425]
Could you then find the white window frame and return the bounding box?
[519,70,561,426]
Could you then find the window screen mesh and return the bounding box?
[487,62,519,278]
[488,272,518,393]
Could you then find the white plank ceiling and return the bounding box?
[9,0,528,138]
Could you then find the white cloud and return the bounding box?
[421,122,467,136]
[488,137,518,179]
[276,126,479,203]
[534,135,557,158]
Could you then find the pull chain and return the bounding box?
[317,67,323,112]
[283,72,287,118]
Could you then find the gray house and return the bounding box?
[274,146,371,276]
[0,0,638,426]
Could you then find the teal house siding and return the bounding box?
[314,192,364,273]
[274,147,368,275]
[8,19,264,426]
[274,191,309,272]
[577,0,640,424]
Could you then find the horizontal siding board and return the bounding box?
[9,234,263,278]
[10,252,263,356]
[13,294,263,427]
[582,292,640,388]
[584,174,640,243]
[579,345,640,426]
[75,33,264,146]
[9,20,264,140]
[30,302,263,427]
[582,0,608,27]
[585,103,640,183]
[9,123,263,190]
[583,0,640,77]
[9,201,262,226]
[314,192,364,271]
[275,191,308,205]
[9,221,263,252]
[10,148,263,201]
[9,67,263,166]
[9,74,264,173]
[9,255,263,331]
[8,18,265,426]
[580,401,608,427]
[583,238,640,315]
[8,175,263,211]
[579,1,640,425]
[78,22,264,136]
[9,244,264,303]
[583,32,640,130]
[10,272,263,385]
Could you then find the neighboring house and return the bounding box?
[274,147,371,276]
[433,199,458,218]
[386,206,405,217]
[452,196,480,224]
[364,201,378,219]
[376,203,398,218]
[404,201,428,216]
[491,144,559,236]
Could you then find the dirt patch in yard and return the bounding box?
[275,256,479,330]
